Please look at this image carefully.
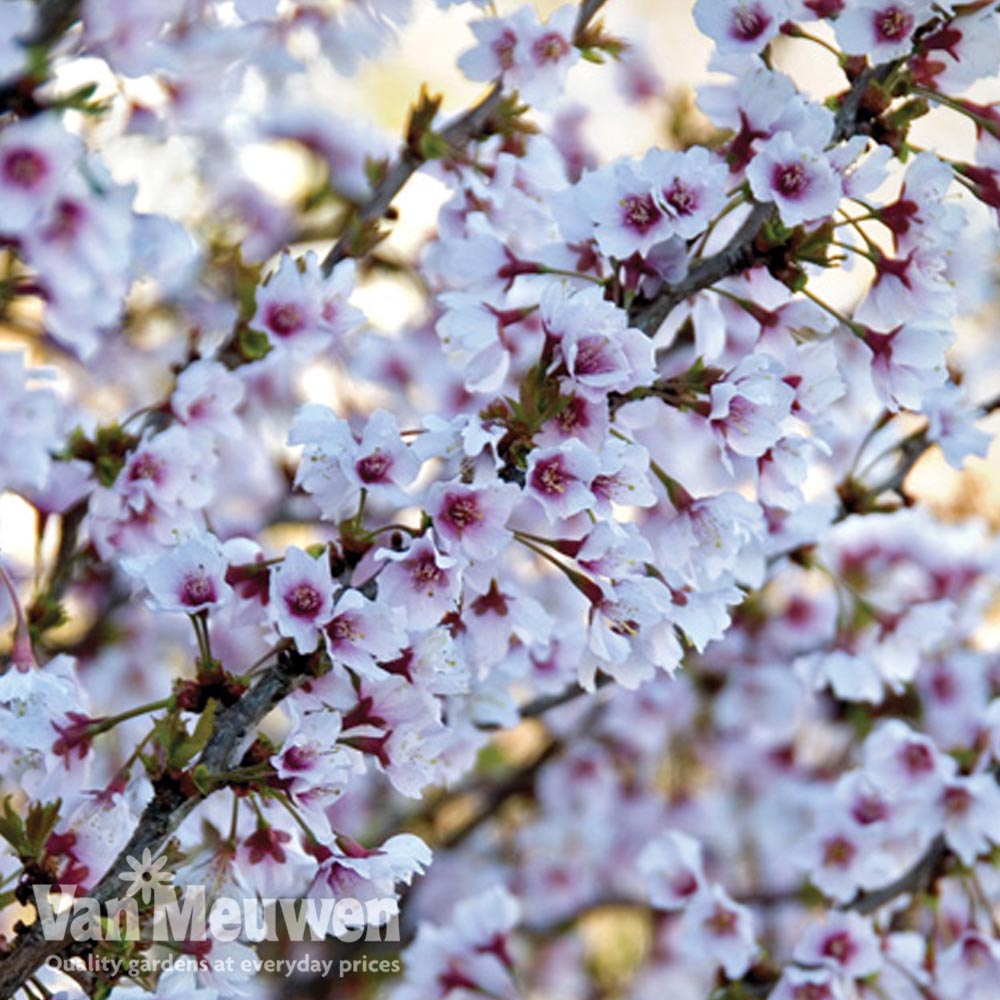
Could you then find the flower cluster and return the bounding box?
[0,0,999,999]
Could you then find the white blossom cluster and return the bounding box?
[0,0,1000,998]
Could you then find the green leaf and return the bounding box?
[405,85,444,160]
[238,327,272,362]
[191,764,214,795]
[0,798,28,857]
[419,131,449,161]
[0,797,61,862]
[26,45,49,81]
[364,156,389,188]
[95,455,122,487]
[475,743,508,773]
[173,700,217,768]
[24,799,62,857]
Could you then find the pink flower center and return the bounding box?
[704,903,738,936]
[591,473,615,501]
[328,614,361,643]
[573,337,615,376]
[492,29,517,70]
[356,450,392,484]
[822,835,856,869]
[620,192,661,234]
[821,931,857,964]
[533,31,569,64]
[792,985,834,1000]
[873,5,913,42]
[555,395,589,433]
[608,610,640,637]
[900,741,934,775]
[531,456,569,496]
[929,668,956,701]
[287,583,323,618]
[663,180,698,216]
[723,394,755,431]
[943,785,973,817]
[671,870,699,899]
[2,148,48,189]
[773,161,810,198]
[45,199,85,242]
[181,571,216,607]
[962,937,993,967]
[129,453,164,483]
[731,2,770,41]
[851,792,888,825]
[282,745,316,772]
[411,554,446,593]
[265,302,306,338]
[444,494,482,531]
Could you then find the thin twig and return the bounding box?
[319,83,503,275]
[319,0,612,276]
[0,650,313,997]
[627,59,903,338]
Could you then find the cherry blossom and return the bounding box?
[323,588,405,678]
[644,145,731,239]
[746,132,841,226]
[770,967,847,1000]
[2,1,1000,998]
[835,0,932,60]
[794,910,882,979]
[392,887,521,1000]
[250,252,362,359]
[426,481,518,562]
[144,534,234,614]
[677,884,759,979]
[574,160,674,258]
[0,115,82,236]
[170,360,246,441]
[375,536,463,629]
[0,352,63,495]
[933,774,1000,865]
[694,0,789,55]
[710,353,796,462]
[291,406,421,520]
[524,441,600,522]
[269,546,335,652]
[638,830,706,910]
[308,833,431,932]
[459,5,580,108]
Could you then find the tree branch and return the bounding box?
[628,60,902,338]
[846,834,948,916]
[0,650,312,997]
[319,0,612,276]
[319,82,504,276]
[837,390,1000,519]
[574,0,610,38]
[629,202,775,336]
[25,0,82,48]
[0,0,83,117]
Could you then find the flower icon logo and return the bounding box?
[118,849,175,905]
